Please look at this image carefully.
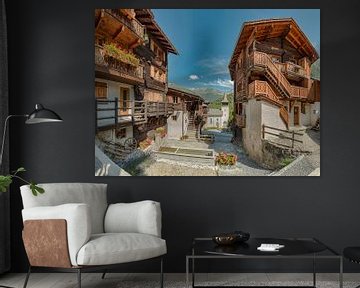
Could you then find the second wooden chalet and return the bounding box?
[229,18,320,164]
[166,83,205,140]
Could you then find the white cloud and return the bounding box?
[188,74,200,80]
[202,78,234,89]
[197,57,229,76]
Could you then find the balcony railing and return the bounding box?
[119,9,136,19]
[248,80,283,106]
[290,85,308,99]
[96,98,175,130]
[95,45,144,81]
[105,9,145,39]
[285,62,307,78]
[235,114,246,128]
[248,51,292,98]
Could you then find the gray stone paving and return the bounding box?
[270,129,320,176]
[154,130,271,176]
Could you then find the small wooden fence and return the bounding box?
[262,124,303,149]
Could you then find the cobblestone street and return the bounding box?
[133,130,271,176]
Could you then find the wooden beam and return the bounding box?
[281,24,291,39]
[246,27,257,50]
[129,39,141,49]
[95,9,104,30]
[261,24,274,40]
[112,25,124,40]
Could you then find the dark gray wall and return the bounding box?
[5,0,360,273]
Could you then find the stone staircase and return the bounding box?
[183,113,198,141]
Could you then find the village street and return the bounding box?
[132,130,271,176]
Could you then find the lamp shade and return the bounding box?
[25,104,63,124]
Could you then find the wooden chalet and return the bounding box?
[167,83,204,112]
[166,84,207,140]
[94,9,178,144]
[229,18,320,163]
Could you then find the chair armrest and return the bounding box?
[104,200,162,237]
[22,203,91,266]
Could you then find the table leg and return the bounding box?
[192,257,195,288]
[313,254,316,287]
[186,257,189,288]
[339,257,343,288]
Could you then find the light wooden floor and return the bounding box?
[0,273,359,288]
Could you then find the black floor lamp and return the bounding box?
[0,104,63,167]
[0,103,62,288]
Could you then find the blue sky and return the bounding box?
[153,9,320,92]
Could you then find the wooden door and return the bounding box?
[294,106,300,126]
[119,87,130,116]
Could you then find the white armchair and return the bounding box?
[20,183,166,288]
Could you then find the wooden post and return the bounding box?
[114,97,118,128]
[292,130,295,148]
[95,99,98,134]
[131,100,135,123]
[144,101,148,123]
[262,124,265,139]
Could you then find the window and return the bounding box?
[95,81,107,99]
[174,96,178,104]
[116,128,126,139]
[301,103,306,114]
[120,87,130,113]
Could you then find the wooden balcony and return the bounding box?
[290,85,308,100]
[235,114,246,128]
[284,62,307,81]
[104,9,144,40]
[152,57,167,70]
[145,76,166,92]
[248,80,283,106]
[119,9,136,19]
[248,51,292,98]
[96,99,174,130]
[95,45,144,84]
[248,52,310,101]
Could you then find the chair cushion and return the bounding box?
[344,247,360,263]
[20,183,108,234]
[76,233,167,266]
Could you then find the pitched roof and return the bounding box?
[229,18,319,78]
[168,83,204,101]
[135,9,178,54]
[207,108,223,117]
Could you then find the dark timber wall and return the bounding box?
[5,0,360,273]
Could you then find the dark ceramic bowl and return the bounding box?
[212,231,250,246]
[212,234,238,245]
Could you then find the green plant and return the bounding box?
[279,157,294,167]
[155,127,166,138]
[103,43,140,67]
[215,152,237,166]
[0,167,44,196]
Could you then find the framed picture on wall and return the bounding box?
[94,9,320,176]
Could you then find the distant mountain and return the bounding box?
[311,58,320,80]
[189,87,230,103]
